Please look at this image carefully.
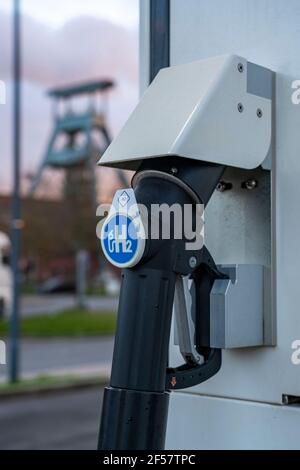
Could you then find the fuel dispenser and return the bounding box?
[97,55,274,449]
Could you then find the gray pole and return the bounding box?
[76,250,89,310]
[10,0,22,383]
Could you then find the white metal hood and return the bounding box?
[98,54,273,170]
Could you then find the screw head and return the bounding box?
[243,179,258,190]
[237,102,244,113]
[217,181,233,192]
[237,63,244,73]
[256,108,263,118]
[170,167,178,175]
[189,256,197,269]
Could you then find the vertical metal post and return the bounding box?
[10,0,22,383]
[149,0,170,83]
[76,250,89,309]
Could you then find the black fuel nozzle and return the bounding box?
[98,157,226,450]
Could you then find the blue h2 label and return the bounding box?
[102,214,140,267]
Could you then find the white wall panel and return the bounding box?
[169,0,300,404]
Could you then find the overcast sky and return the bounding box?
[0,0,139,195]
[0,0,139,29]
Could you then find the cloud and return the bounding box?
[0,12,138,85]
[0,0,139,30]
[0,11,139,193]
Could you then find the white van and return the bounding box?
[0,232,12,318]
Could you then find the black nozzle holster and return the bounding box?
[98,157,226,450]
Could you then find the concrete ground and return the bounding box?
[0,296,117,449]
[0,386,103,449]
[0,336,114,382]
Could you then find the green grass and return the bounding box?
[0,308,117,337]
[86,285,108,296]
[0,374,106,396]
[21,282,38,295]
[0,375,70,392]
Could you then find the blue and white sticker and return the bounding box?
[101,189,145,268]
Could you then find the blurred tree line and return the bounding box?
[0,171,99,280]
